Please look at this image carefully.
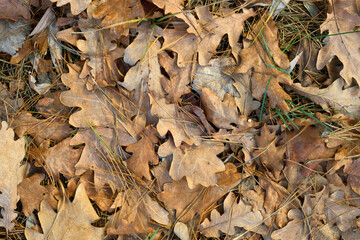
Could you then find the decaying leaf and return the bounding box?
[0,0,32,21]
[50,0,91,15]
[254,124,285,180]
[199,192,267,237]
[0,20,30,56]
[150,96,205,147]
[159,140,225,188]
[235,17,292,112]
[158,163,242,222]
[18,173,57,217]
[271,209,309,240]
[25,183,105,239]
[291,78,360,118]
[91,0,145,37]
[201,87,254,130]
[125,126,159,180]
[0,121,26,231]
[316,0,360,85]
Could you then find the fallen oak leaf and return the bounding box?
[157,163,242,222]
[271,209,309,240]
[125,126,159,180]
[17,173,57,217]
[25,183,105,240]
[0,121,26,231]
[90,0,145,38]
[316,0,360,86]
[199,192,268,237]
[235,16,292,112]
[50,0,91,15]
[159,140,225,189]
[0,0,32,21]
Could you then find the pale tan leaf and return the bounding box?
[25,183,104,240]
[199,192,267,237]
[291,78,360,118]
[0,121,25,231]
[167,141,225,188]
[50,0,91,15]
[271,209,309,240]
[316,0,360,85]
[174,222,190,240]
[149,96,205,147]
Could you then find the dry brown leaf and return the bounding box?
[0,121,26,231]
[0,83,23,120]
[121,22,165,100]
[271,209,309,240]
[91,0,145,37]
[50,0,91,15]
[162,23,197,67]
[108,191,169,234]
[201,87,254,130]
[294,39,320,86]
[10,112,72,145]
[281,126,337,176]
[76,19,123,89]
[235,17,292,112]
[311,188,360,232]
[42,138,82,179]
[158,163,242,222]
[60,64,135,130]
[343,158,360,196]
[151,158,173,191]
[18,173,57,217]
[35,91,71,118]
[158,52,191,103]
[0,0,31,21]
[25,183,105,239]
[125,126,159,180]
[149,95,205,147]
[0,20,30,56]
[316,0,360,85]
[291,78,360,118]
[199,192,267,237]
[159,140,225,188]
[254,124,285,180]
[71,127,134,190]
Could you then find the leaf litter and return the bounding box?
[0,0,360,239]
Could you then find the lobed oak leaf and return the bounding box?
[108,191,169,234]
[18,173,57,217]
[125,126,159,180]
[281,126,337,176]
[76,19,123,89]
[254,124,285,180]
[150,95,205,147]
[271,209,309,240]
[121,22,165,100]
[50,0,91,15]
[158,163,242,222]
[91,0,145,38]
[235,17,292,112]
[199,192,267,237]
[291,78,360,118]
[201,87,254,130]
[158,52,191,102]
[0,0,31,21]
[10,112,72,145]
[163,141,225,188]
[25,183,105,240]
[0,121,26,231]
[42,138,82,179]
[316,0,360,85]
